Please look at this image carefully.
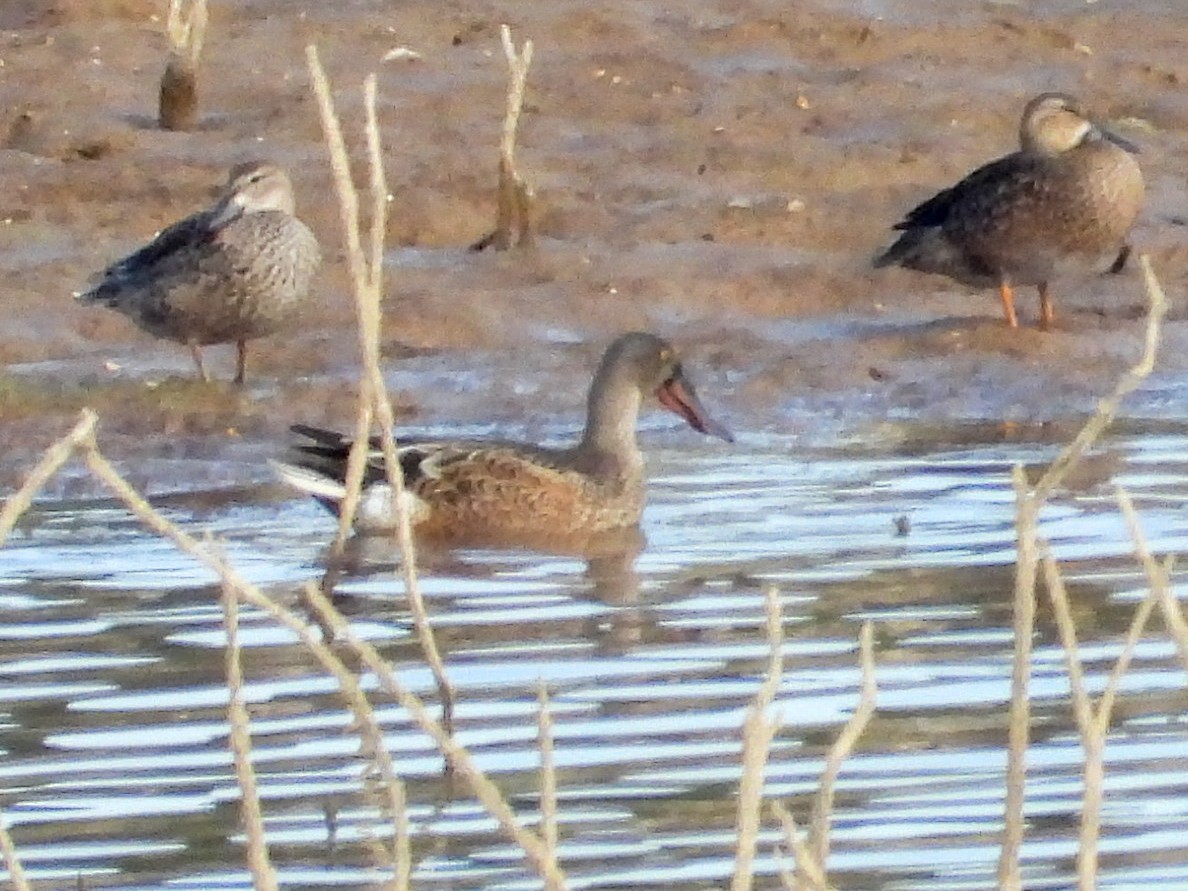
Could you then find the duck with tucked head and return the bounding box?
[874,92,1144,330]
[272,332,733,543]
[78,161,320,384]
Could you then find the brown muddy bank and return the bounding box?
[2,0,1188,495]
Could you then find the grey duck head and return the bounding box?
[1019,92,1139,157]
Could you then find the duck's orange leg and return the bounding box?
[234,339,248,385]
[999,281,1019,328]
[189,343,210,382]
[1038,282,1054,331]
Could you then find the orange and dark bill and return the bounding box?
[655,369,734,443]
[1100,124,1140,154]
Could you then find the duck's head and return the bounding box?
[210,161,297,226]
[1020,92,1139,156]
[600,332,734,443]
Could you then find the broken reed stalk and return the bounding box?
[1117,490,1188,674]
[730,586,785,891]
[305,46,456,731]
[473,24,534,250]
[499,25,534,249]
[0,812,31,891]
[159,0,208,130]
[221,577,281,891]
[809,620,876,869]
[537,683,558,859]
[997,255,1167,891]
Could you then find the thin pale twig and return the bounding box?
[810,620,876,867]
[1032,256,1167,504]
[538,683,558,858]
[221,577,280,891]
[0,409,96,546]
[730,586,784,891]
[772,801,830,891]
[0,809,32,891]
[1116,485,1188,674]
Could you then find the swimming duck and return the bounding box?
[78,161,320,383]
[272,332,733,541]
[874,92,1144,329]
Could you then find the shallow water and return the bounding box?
[2,421,1188,890]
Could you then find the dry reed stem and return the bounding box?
[301,588,569,890]
[1032,256,1167,504]
[166,0,208,62]
[998,256,1167,891]
[0,811,31,891]
[1117,488,1188,674]
[220,578,280,891]
[486,24,534,250]
[537,682,558,858]
[772,802,831,891]
[1038,551,1102,891]
[393,775,411,891]
[731,586,784,891]
[305,47,456,731]
[1000,464,1039,891]
[809,620,876,869]
[1102,489,1166,727]
[1155,554,1188,674]
[0,409,96,546]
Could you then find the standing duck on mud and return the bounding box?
[77,161,320,384]
[874,92,1144,329]
[272,332,734,544]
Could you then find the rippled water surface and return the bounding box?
[3,423,1188,890]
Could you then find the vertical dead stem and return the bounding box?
[809,621,876,868]
[474,24,534,250]
[221,578,280,891]
[731,586,784,891]
[0,812,31,891]
[538,683,558,858]
[305,46,455,731]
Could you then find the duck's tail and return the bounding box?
[269,460,347,503]
[270,458,427,534]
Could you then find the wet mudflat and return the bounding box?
[3,0,1188,888]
